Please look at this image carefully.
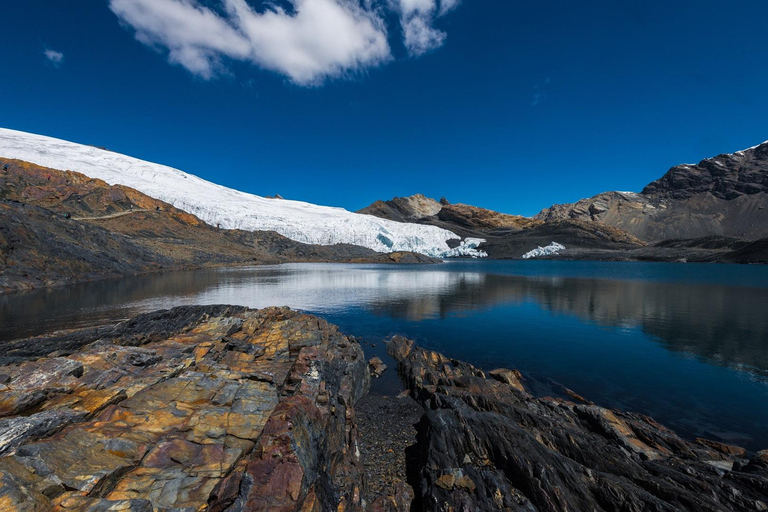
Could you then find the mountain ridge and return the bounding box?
[535,141,768,241]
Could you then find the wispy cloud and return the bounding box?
[44,49,64,67]
[531,77,551,107]
[109,0,460,85]
[394,0,458,56]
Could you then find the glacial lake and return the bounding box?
[2,260,768,450]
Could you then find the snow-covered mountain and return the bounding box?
[0,128,484,257]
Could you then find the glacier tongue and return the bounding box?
[0,128,473,257]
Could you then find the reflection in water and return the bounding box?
[1,261,767,448]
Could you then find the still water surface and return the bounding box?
[2,260,767,449]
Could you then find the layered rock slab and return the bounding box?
[388,335,768,511]
[0,305,370,511]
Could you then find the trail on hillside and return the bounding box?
[72,209,153,221]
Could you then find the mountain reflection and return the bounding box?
[2,264,767,379]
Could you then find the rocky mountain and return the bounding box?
[436,203,541,232]
[359,194,646,258]
[359,196,539,233]
[536,141,768,242]
[0,158,435,293]
[357,193,443,222]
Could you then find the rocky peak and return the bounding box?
[642,140,768,200]
[438,203,541,231]
[357,194,442,222]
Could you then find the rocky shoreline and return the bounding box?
[0,306,766,511]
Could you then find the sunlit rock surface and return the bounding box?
[0,305,369,511]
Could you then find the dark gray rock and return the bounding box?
[388,335,768,511]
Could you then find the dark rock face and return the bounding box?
[0,305,370,511]
[643,142,768,200]
[535,142,768,242]
[388,335,768,511]
[357,194,443,223]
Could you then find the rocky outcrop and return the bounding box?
[357,194,443,223]
[643,141,768,200]
[535,142,768,242]
[388,335,768,511]
[437,204,541,232]
[0,305,370,511]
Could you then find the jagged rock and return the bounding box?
[437,203,541,231]
[357,194,443,223]
[0,305,370,511]
[388,335,768,511]
[487,367,524,391]
[535,142,768,242]
[368,357,388,378]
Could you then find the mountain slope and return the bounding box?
[0,158,437,292]
[536,141,768,242]
[0,128,469,257]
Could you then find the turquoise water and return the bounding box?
[2,260,767,449]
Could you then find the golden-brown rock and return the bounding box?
[0,305,370,511]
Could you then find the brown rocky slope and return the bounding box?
[0,158,436,293]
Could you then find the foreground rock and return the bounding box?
[388,335,768,511]
[0,305,370,511]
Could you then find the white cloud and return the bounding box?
[402,16,445,56]
[394,0,457,56]
[438,0,460,16]
[109,0,392,84]
[44,49,64,67]
[110,0,461,84]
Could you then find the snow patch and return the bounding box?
[522,242,565,259]
[0,128,483,257]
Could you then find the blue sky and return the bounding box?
[2,1,767,216]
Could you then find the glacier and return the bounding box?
[0,128,480,258]
[522,242,565,259]
[440,238,488,259]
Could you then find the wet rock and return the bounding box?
[368,357,388,378]
[388,335,768,511]
[0,305,370,511]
